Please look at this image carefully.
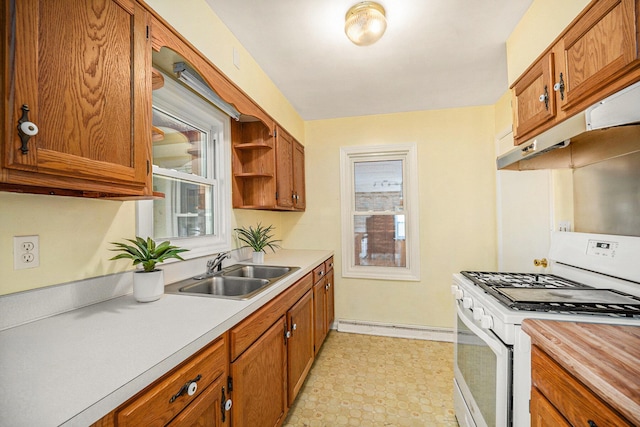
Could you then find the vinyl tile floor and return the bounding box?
[283,331,459,427]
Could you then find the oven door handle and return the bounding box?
[456,303,506,356]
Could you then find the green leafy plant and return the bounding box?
[234,223,281,253]
[109,236,189,272]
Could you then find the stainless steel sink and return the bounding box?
[166,264,299,300]
[179,276,270,298]
[222,265,292,279]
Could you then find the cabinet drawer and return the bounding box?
[230,273,312,361]
[117,335,228,427]
[313,264,326,283]
[531,345,631,427]
[324,256,334,273]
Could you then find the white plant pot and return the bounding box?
[133,269,164,302]
[252,251,265,264]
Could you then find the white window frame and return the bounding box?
[137,72,232,259]
[340,143,421,281]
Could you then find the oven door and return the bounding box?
[454,301,512,427]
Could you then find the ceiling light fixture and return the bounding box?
[344,1,387,46]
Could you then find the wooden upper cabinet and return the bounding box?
[276,127,294,209]
[511,0,640,145]
[275,126,305,211]
[512,52,556,141]
[292,141,306,210]
[558,0,640,111]
[2,0,152,197]
[232,120,277,209]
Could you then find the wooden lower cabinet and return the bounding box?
[167,374,228,427]
[530,345,632,426]
[230,317,288,427]
[530,387,570,427]
[325,268,335,329]
[313,258,334,355]
[113,334,229,427]
[313,267,327,353]
[286,290,314,406]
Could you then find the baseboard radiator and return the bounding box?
[336,319,454,343]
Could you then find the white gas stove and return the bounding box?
[451,232,640,427]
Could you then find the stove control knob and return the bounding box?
[451,285,464,300]
[462,297,473,309]
[480,314,493,329]
[473,307,484,321]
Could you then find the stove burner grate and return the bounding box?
[460,271,587,289]
[460,271,640,317]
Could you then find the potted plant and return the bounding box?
[234,223,281,264]
[109,236,188,302]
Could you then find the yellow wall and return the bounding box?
[282,107,498,328]
[0,194,136,295]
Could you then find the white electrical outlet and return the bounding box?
[558,221,572,232]
[14,235,40,270]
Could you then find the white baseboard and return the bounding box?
[336,319,454,343]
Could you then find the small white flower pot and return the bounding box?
[252,251,265,264]
[133,269,164,302]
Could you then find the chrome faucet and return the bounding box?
[207,251,230,274]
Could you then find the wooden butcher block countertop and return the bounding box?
[522,319,640,425]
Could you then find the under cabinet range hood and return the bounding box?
[498,81,640,170]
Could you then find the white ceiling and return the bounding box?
[204,0,533,121]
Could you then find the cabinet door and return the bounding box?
[512,52,556,141]
[230,317,287,427]
[167,376,229,427]
[275,128,294,208]
[313,278,327,355]
[286,290,314,406]
[4,0,151,194]
[530,387,571,427]
[325,269,335,330]
[292,141,306,210]
[558,0,639,111]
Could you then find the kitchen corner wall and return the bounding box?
[283,107,498,329]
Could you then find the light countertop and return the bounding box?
[0,249,332,427]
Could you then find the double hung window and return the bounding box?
[138,69,231,257]
[340,144,420,280]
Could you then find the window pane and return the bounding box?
[354,160,403,212]
[354,214,406,267]
[152,108,209,178]
[152,175,214,239]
